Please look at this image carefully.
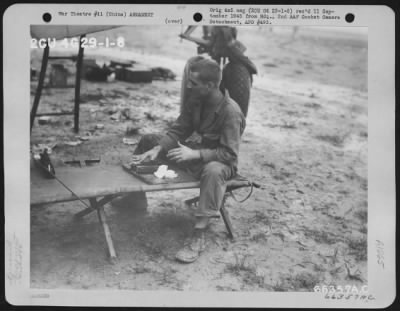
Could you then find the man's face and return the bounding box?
[187,71,211,99]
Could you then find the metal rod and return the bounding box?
[43,85,75,89]
[48,56,78,60]
[74,35,85,133]
[31,43,50,132]
[35,112,74,116]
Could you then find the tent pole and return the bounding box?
[30,42,49,132]
[74,35,85,133]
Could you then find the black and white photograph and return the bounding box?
[29,23,369,290]
[4,4,396,308]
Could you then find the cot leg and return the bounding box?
[220,198,235,240]
[89,198,118,262]
[74,195,116,219]
[186,194,234,239]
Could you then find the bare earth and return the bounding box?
[30,26,368,291]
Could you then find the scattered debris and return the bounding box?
[76,132,92,142]
[80,93,105,103]
[110,111,121,121]
[32,143,56,154]
[263,162,276,169]
[110,59,135,68]
[112,89,130,98]
[49,64,68,87]
[122,138,138,145]
[107,106,118,115]
[144,111,157,121]
[116,65,153,83]
[81,58,98,76]
[85,65,114,82]
[33,149,56,179]
[78,136,91,142]
[64,141,82,147]
[30,67,37,80]
[125,126,140,136]
[107,72,116,82]
[151,67,176,80]
[121,108,134,120]
[95,124,104,130]
[38,116,52,125]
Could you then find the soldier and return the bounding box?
[131,58,246,263]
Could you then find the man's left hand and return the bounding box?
[167,142,201,163]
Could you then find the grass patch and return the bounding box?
[348,237,367,261]
[354,209,367,223]
[250,232,268,242]
[272,280,290,292]
[156,267,179,286]
[225,254,253,276]
[304,102,321,109]
[359,225,367,234]
[272,272,320,291]
[291,272,320,291]
[225,254,274,290]
[249,211,272,226]
[303,229,340,245]
[315,133,349,147]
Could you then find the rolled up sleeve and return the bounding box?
[159,107,194,152]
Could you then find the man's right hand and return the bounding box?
[130,145,162,165]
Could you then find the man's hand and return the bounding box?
[167,142,201,163]
[130,145,162,165]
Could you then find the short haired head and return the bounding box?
[189,58,222,88]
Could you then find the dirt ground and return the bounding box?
[30,26,368,291]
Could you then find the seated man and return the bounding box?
[131,58,246,263]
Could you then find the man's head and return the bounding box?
[187,59,222,99]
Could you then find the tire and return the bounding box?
[221,62,252,117]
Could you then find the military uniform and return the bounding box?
[136,94,245,217]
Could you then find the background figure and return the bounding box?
[180,26,257,118]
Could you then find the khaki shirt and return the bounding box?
[159,94,246,169]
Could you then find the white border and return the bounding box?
[4,4,396,308]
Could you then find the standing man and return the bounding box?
[131,58,246,263]
[180,26,258,117]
